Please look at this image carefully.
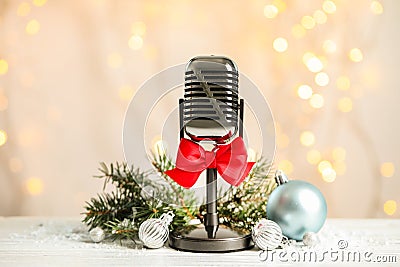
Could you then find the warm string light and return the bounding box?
[318,160,332,173]
[370,1,384,15]
[300,131,315,147]
[273,37,288,52]
[336,76,351,90]
[17,2,31,16]
[272,0,287,12]
[303,53,324,73]
[33,0,47,7]
[315,72,330,87]
[297,84,313,100]
[321,168,336,183]
[301,15,315,30]
[26,19,40,35]
[0,0,24,201]
[306,146,347,182]
[0,59,9,75]
[297,5,331,34]
[0,130,7,146]
[26,177,44,195]
[318,160,336,182]
[322,0,337,14]
[113,21,147,101]
[103,0,393,205]
[338,97,353,112]
[264,4,279,19]
[129,21,146,50]
[309,94,324,109]
[349,48,363,62]
[291,2,332,40]
[383,200,397,216]
[129,35,143,50]
[380,162,395,178]
[313,10,327,24]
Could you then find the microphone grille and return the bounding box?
[183,56,239,141]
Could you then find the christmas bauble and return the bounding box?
[139,211,174,249]
[303,232,320,247]
[89,227,105,243]
[252,219,283,250]
[266,172,327,240]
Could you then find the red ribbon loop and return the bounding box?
[165,137,255,188]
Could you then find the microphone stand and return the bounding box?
[205,168,218,238]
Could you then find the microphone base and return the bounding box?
[168,224,254,253]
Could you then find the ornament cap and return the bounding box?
[160,211,175,226]
[275,170,289,186]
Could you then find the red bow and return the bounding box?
[165,137,255,188]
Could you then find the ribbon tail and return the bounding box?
[165,168,202,189]
[220,161,256,186]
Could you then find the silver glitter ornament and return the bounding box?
[89,227,105,243]
[252,219,283,250]
[303,232,320,247]
[139,211,174,249]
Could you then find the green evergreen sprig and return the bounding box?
[83,156,275,240]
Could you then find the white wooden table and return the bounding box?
[0,217,399,266]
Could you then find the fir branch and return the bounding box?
[106,218,138,241]
[83,156,275,240]
[83,162,164,230]
[151,153,198,220]
[83,161,198,237]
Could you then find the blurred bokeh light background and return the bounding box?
[0,0,398,218]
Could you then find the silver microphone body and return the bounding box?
[183,56,239,144]
[180,56,241,238]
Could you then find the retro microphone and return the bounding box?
[168,56,254,252]
[184,56,241,238]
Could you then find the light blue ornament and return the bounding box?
[266,170,327,240]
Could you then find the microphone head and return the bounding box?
[183,56,239,143]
